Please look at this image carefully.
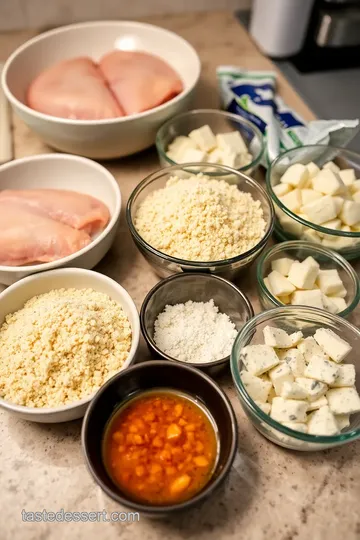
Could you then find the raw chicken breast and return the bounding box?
[99,51,183,115]
[0,189,110,235]
[0,201,91,266]
[27,57,124,120]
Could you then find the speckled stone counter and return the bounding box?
[1,11,360,540]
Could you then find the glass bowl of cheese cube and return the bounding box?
[231,305,360,451]
[256,241,360,317]
[156,109,264,176]
[267,145,360,260]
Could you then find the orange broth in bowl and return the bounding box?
[102,389,219,505]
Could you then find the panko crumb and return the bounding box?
[0,288,132,408]
[134,174,266,261]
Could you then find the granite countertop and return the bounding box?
[1,11,360,540]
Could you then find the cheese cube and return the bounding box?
[301,228,322,244]
[221,150,243,169]
[297,337,329,362]
[278,294,291,305]
[314,328,352,363]
[321,218,342,231]
[307,395,328,412]
[330,364,356,388]
[271,257,294,276]
[321,294,338,314]
[300,189,323,206]
[240,345,279,376]
[188,125,216,152]
[178,147,207,163]
[283,422,308,433]
[216,131,247,155]
[352,191,360,203]
[277,348,306,377]
[267,271,296,297]
[323,161,340,173]
[281,381,308,400]
[288,260,319,290]
[240,370,273,402]
[312,169,345,196]
[301,195,337,225]
[263,326,301,349]
[350,179,360,193]
[307,162,320,179]
[268,363,294,395]
[304,356,339,385]
[273,183,291,197]
[270,397,308,423]
[280,189,302,212]
[255,401,271,414]
[327,296,347,314]
[335,414,350,430]
[207,148,223,164]
[340,200,360,226]
[316,269,345,296]
[280,164,309,188]
[267,386,277,404]
[291,289,324,310]
[167,136,197,157]
[339,169,356,186]
[289,331,304,347]
[295,377,328,402]
[327,387,360,415]
[279,215,304,236]
[332,196,344,216]
[307,406,339,436]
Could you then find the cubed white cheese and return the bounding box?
[302,256,320,271]
[277,348,306,377]
[271,257,294,276]
[297,337,329,362]
[327,296,347,314]
[350,179,360,193]
[188,125,216,152]
[314,328,352,363]
[240,345,279,376]
[307,395,328,411]
[301,228,322,244]
[339,169,356,186]
[301,195,337,225]
[280,189,303,213]
[280,164,309,188]
[255,401,271,414]
[295,377,328,402]
[306,162,320,179]
[352,191,360,203]
[312,169,345,196]
[340,200,360,226]
[281,381,308,400]
[273,183,291,197]
[240,370,273,402]
[270,397,308,423]
[263,326,293,348]
[323,161,340,173]
[178,147,207,163]
[301,189,323,206]
[321,218,342,231]
[167,136,197,157]
[321,294,339,314]
[289,331,304,347]
[316,269,345,296]
[267,270,296,297]
[326,387,360,415]
[220,150,243,169]
[267,386,277,404]
[279,215,304,236]
[304,356,339,385]
[307,406,339,436]
[278,294,291,305]
[287,260,319,290]
[268,363,294,395]
[291,289,324,309]
[207,148,223,164]
[216,131,247,155]
[332,196,344,216]
[335,414,350,430]
[283,422,308,433]
[330,364,356,388]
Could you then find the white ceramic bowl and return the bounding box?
[2,21,201,159]
[0,153,121,285]
[0,268,140,422]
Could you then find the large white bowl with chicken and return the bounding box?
[0,153,121,285]
[1,21,201,159]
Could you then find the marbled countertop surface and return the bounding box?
[1,11,360,540]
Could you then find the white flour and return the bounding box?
[153,299,237,363]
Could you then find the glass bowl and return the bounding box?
[256,241,360,317]
[267,145,360,260]
[140,273,254,377]
[231,306,360,451]
[126,163,274,280]
[156,109,264,176]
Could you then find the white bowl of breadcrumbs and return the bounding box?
[0,268,140,422]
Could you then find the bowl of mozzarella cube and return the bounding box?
[231,306,360,450]
[267,145,360,260]
[156,109,264,175]
[256,241,360,317]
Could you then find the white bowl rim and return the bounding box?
[2,20,201,126]
[0,267,140,416]
[0,153,121,273]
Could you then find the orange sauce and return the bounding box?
[103,390,218,505]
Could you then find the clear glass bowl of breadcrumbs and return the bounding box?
[126,162,274,280]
